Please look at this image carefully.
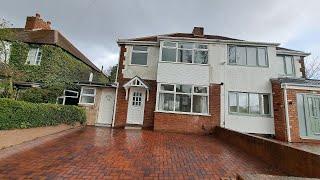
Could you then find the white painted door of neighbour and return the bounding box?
[127,88,145,125]
[97,89,115,125]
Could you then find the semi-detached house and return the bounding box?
[81,27,320,143]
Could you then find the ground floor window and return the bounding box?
[79,87,96,105]
[228,91,270,116]
[158,83,209,114]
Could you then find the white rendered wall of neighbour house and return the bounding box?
[209,44,302,134]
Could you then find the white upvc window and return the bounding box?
[0,41,11,64]
[228,91,271,116]
[161,41,208,64]
[157,83,209,114]
[131,46,148,65]
[228,46,268,67]
[26,48,42,65]
[79,87,96,105]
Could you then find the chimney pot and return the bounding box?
[192,27,204,37]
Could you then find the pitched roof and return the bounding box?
[276,47,308,54]
[5,28,100,71]
[127,32,243,42]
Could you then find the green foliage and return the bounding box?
[18,87,62,103]
[0,98,86,130]
[105,64,118,83]
[6,42,108,102]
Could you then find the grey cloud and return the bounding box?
[1,0,320,68]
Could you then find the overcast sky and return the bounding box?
[1,0,319,69]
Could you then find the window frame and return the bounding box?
[130,46,148,66]
[228,45,269,67]
[79,87,96,105]
[157,83,209,115]
[0,41,11,64]
[25,47,42,66]
[160,41,209,65]
[283,55,295,76]
[228,91,271,117]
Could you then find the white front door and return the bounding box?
[97,89,116,125]
[127,87,145,125]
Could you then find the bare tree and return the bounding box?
[305,55,320,80]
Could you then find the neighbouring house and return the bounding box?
[74,27,320,143]
[0,13,107,103]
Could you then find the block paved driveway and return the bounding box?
[0,127,285,179]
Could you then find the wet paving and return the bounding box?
[0,127,285,179]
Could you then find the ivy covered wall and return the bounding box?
[5,42,108,102]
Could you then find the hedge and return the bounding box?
[0,98,86,130]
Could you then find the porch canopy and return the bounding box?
[123,76,150,101]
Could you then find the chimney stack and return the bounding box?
[24,13,52,31]
[192,27,204,37]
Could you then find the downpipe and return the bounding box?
[283,84,292,142]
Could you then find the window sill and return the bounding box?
[78,103,95,106]
[155,110,211,117]
[159,61,209,66]
[128,64,148,67]
[228,112,273,118]
[227,63,269,68]
[300,136,320,140]
[24,64,41,66]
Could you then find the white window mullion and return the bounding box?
[173,84,176,111]
[191,85,194,113]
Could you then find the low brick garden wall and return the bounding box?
[214,127,320,178]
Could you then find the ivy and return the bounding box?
[5,42,108,102]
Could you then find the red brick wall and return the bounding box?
[214,127,320,178]
[272,80,320,142]
[154,84,221,134]
[114,45,156,128]
[299,56,306,78]
[287,88,320,142]
[271,80,288,141]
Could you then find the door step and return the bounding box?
[95,123,111,127]
[125,124,143,130]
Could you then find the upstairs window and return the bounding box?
[131,46,148,65]
[161,41,208,64]
[283,56,295,76]
[0,41,11,64]
[228,46,268,67]
[26,48,42,65]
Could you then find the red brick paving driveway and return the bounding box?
[0,127,285,179]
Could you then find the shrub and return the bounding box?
[0,98,86,130]
[18,88,62,104]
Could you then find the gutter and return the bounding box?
[282,84,292,142]
[117,40,158,46]
[276,50,310,57]
[157,36,280,46]
[117,36,280,46]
